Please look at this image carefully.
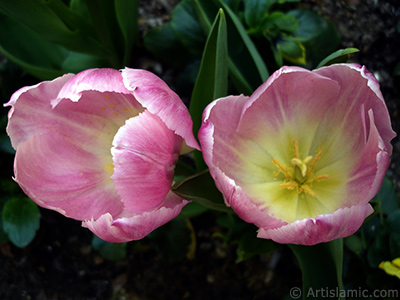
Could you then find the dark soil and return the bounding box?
[1,1,399,300]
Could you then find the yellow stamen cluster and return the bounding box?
[271,140,329,197]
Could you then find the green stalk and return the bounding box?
[289,239,343,300]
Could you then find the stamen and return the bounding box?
[280,181,298,190]
[300,184,316,197]
[313,174,330,182]
[271,140,329,198]
[292,140,300,159]
[308,150,322,169]
[271,158,290,176]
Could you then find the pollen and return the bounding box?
[103,162,114,175]
[271,140,329,197]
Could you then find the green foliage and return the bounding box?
[172,170,230,213]
[92,235,127,261]
[213,213,280,262]
[0,0,139,80]
[317,48,359,68]
[290,239,343,300]
[236,231,280,263]
[343,177,400,291]
[144,0,339,93]
[2,197,40,248]
[287,9,340,68]
[148,219,196,262]
[189,8,228,169]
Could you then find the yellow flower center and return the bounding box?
[271,140,329,197]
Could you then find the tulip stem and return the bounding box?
[289,238,343,300]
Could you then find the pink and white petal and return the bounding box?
[200,95,270,183]
[200,99,282,229]
[111,111,181,213]
[6,74,142,159]
[258,203,374,245]
[48,91,143,157]
[241,66,307,112]
[14,133,122,220]
[314,64,396,154]
[83,192,189,243]
[219,172,287,230]
[55,68,131,104]
[237,67,341,141]
[121,68,200,150]
[204,157,287,230]
[345,109,391,206]
[5,74,75,149]
[199,95,246,174]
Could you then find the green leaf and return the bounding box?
[262,11,299,33]
[389,232,400,258]
[2,197,40,248]
[0,4,112,79]
[344,234,364,256]
[223,0,242,12]
[215,213,252,244]
[290,239,343,300]
[85,0,139,67]
[170,0,206,56]
[61,51,109,73]
[172,170,231,213]
[0,0,109,56]
[92,235,127,261]
[144,24,196,67]
[289,9,341,68]
[277,35,306,65]
[114,0,139,65]
[194,0,269,94]
[394,62,400,76]
[0,11,67,80]
[387,210,400,234]
[236,231,280,262]
[148,219,196,262]
[219,0,269,91]
[244,0,273,29]
[316,48,359,68]
[189,8,228,170]
[177,202,209,220]
[371,177,399,216]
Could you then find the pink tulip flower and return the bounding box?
[6,68,199,242]
[199,64,395,245]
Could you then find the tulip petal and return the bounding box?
[6,73,143,158]
[82,192,188,243]
[200,94,272,183]
[199,95,286,228]
[111,110,182,213]
[121,68,200,150]
[5,73,75,149]
[346,109,391,205]
[14,132,122,220]
[56,68,132,103]
[258,203,374,245]
[314,64,396,155]
[237,66,341,147]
